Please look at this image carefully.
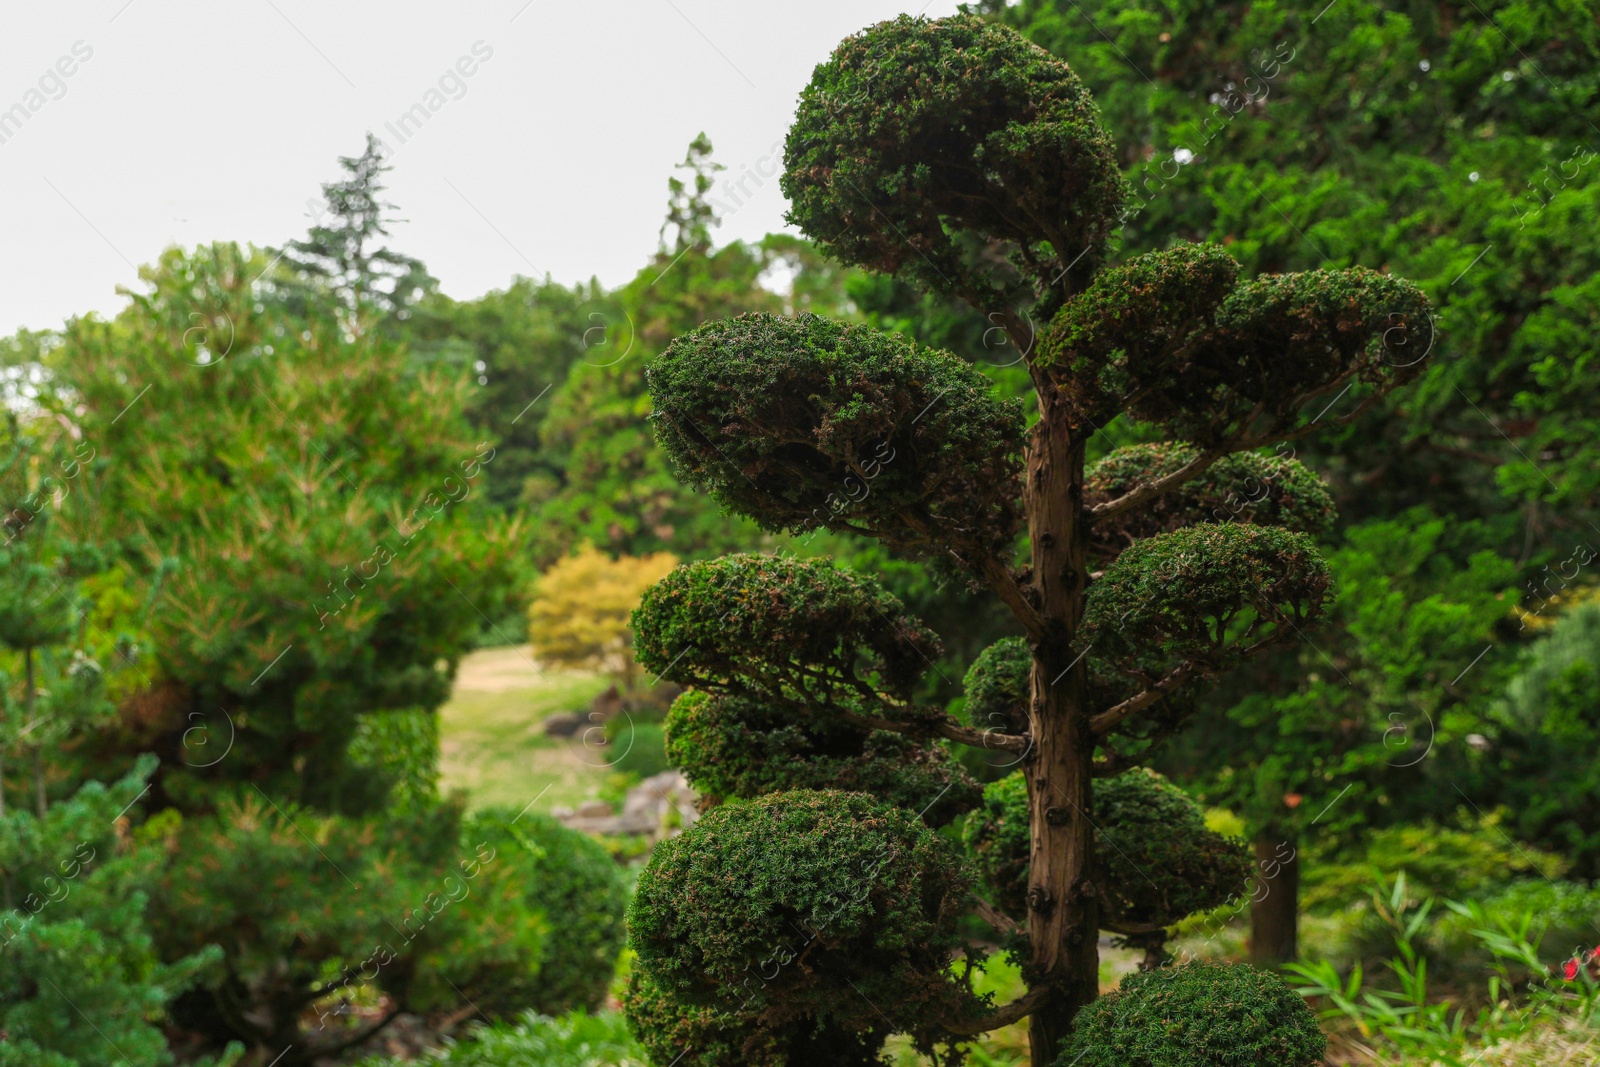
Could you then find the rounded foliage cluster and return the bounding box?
[1041,248,1430,442]
[665,690,980,826]
[783,14,1124,304]
[961,636,1033,735]
[648,312,1025,563]
[625,969,888,1067]
[1093,770,1252,929]
[631,553,940,705]
[628,790,982,1045]
[1084,524,1331,672]
[1039,244,1239,427]
[1056,962,1327,1067]
[456,809,628,1018]
[961,636,1191,740]
[962,769,1248,928]
[1085,442,1336,562]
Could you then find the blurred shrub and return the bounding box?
[1302,819,1566,912]
[1434,879,1600,963]
[527,546,677,689]
[346,707,441,806]
[353,1010,647,1067]
[463,809,628,1018]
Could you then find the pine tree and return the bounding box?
[621,15,1431,1064]
[273,132,434,331]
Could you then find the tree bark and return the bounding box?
[1023,409,1098,1065]
[1250,832,1299,966]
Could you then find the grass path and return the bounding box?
[438,644,613,813]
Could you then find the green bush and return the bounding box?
[0,761,233,1067]
[964,769,1250,930]
[1301,820,1567,912]
[664,690,979,826]
[781,14,1124,303]
[624,969,887,1067]
[647,311,1024,562]
[633,553,941,705]
[1084,442,1335,562]
[1058,962,1326,1067]
[1084,524,1332,673]
[607,720,671,779]
[626,790,982,1051]
[461,810,628,1018]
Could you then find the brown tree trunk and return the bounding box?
[1023,411,1098,1065]
[1250,832,1299,966]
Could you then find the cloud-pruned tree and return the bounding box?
[624,14,1429,1064]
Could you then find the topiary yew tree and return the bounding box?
[627,14,1430,1064]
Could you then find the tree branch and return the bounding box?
[1089,662,1201,737]
[1089,367,1400,522]
[970,895,1022,938]
[834,705,1031,755]
[972,554,1048,642]
[943,985,1053,1036]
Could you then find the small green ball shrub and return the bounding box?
[1056,962,1326,1067]
[628,790,982,1046]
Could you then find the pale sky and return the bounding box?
[0,0,963,333]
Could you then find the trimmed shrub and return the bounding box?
[648,312,1024,562]
[632,553,941,706]
[1084,524,1332,673]
[1056,962,1326,1067]
[1085,443,1336,563]
[624,969,888,1067]
[628,790,983,1047]
[664,690,980,826]
[783,14,1124,303]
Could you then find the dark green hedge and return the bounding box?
[1057,962,1326,1067]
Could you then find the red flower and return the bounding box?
[1564,958,1580,981]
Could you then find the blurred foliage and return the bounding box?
[526,545,677,690]
[352,1010,648,1067]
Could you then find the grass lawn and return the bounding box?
[438,644,614,814]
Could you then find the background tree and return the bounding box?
[272,132,435,334]
[982,0,1600,961]
[623,15,1432,1062]
[526,545,677,692]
